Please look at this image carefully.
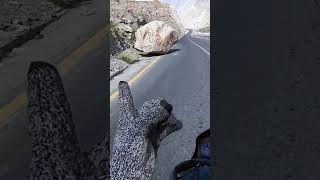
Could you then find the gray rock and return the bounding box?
[54,7,62,13]
[134,20,179,54]
[122,17,133,24]
[12,19,23,25]
[34,34,44,40]
[14,25,29,33]
[117,23,133,33]
[137,15,147,26]
[8,0,19,6]
[110,21,135,55]
[110,0,184,34]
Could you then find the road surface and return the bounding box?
[0,0,107,178]
[213,0,320,179]
[0,31,209,179]
[110,33,210,180]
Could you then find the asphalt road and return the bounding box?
[0,32,209,180]
[0,40,108,179]
[110,33,210,180]
[213,0,320,179]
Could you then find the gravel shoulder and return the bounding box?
[109,35,210,180]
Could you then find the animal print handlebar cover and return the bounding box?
[27,61,108,180]
[110,81,182,180]
[26,61,181,180]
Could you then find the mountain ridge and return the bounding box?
[160,0,210,30]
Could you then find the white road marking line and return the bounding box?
[188,38,210,56]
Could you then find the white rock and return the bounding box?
[134,20,178,54]
[117,23,133,33]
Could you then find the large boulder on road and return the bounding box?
[134,20,179,54]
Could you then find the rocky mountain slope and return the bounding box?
[110,0,184,79]
[160,0,210,30]
[110,0,183,55]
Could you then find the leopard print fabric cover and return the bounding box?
[110,81,182,180]
[27,61,108,180]
[27,61,181,180]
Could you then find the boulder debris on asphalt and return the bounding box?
[134,20,179,54]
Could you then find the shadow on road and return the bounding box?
[141,49,181,57]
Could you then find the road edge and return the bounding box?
[109,56,162,102]
[0,25,108,127]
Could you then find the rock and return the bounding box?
[110,17,120,24]
[14,25,29,32]
[12,19,23,25]
[137,15,147,26]
[127,33,132,40]
[110,31,131,56]
[54,7,62,13]
[34,34,44,40]
[8,0,19,6]
[134,20,179,54]
[110,22,133,54]
[122,17,133,24]
[117,23,133,33]
[111,0,184,34]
